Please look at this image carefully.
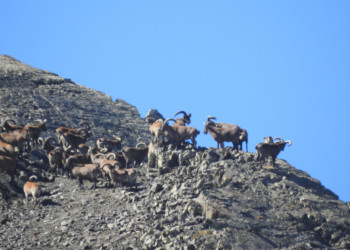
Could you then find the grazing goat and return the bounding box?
[173,110,191,126]
[122,143,148,168]
[71,163,101,189]
[163,119,200,148]
[255,138,292,168]
[0,155,17,182]
[23,176,40,204]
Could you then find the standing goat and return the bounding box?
[162,118,200,148]
[23,176,41,205]
[203,116,243,151]
[173,110,191,127]
[255,137,292,168]
[122,143,148,168]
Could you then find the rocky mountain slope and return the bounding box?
[0,55,350,249]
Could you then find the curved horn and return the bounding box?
[33,119,43,124]
[112,135,122,141]
[2,118,18,127]
[174,111,187,117]
[79,121,91,130]
[162,118,175,129]
[93,153,107,160]
[136,142,147,149]
[285,140,292,146]
[263,136,273,143]
[207,116,217,122]
[273,137,284,143]
[53,146,63,153]
[106,152,116,160]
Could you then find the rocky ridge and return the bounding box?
[0,55,350,249]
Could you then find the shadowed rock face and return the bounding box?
[0,55,350,249]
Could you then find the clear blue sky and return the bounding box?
[2,1,350,201]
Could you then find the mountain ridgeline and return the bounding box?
[0,55,350,249]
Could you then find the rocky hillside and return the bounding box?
[0,55,151,147]
[1,55,350,249]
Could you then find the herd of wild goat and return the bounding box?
[0,110,292,203]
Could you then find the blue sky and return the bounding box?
[2,1,350,201]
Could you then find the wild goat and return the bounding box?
[0,118,23,132]
[59,129,90,149]
[205,116,248,151]
[149,119,164,146]
[0,154,17,182]
[23,176,40,204]
[0,129,30,154]
[122,143,148,168]
[238,129,248,152]
[0,141,16,157]
[64,154,90,178]
[92,153,122,186]
[38,137,59,155]
[104,163,137,190]
[71,163,101,189]
[55,121,92,139]
[24,119,47,148]
[173,110,191,126]
[255,137,292,168]
[203,117,243,150]
[263,136,274,143]
[48,147,64,175]
[96,136,122,152]
[162,118,200,148]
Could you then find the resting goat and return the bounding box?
[255,138,292,168]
